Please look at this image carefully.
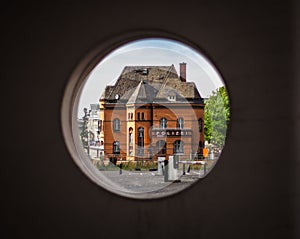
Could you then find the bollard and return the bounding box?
[157,157,165,175]
[174,155,179,169]
[187,165,191,173]
[168,156,178,181]
[119,163,122,175]
[164,159,169,182]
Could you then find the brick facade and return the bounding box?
[99,64,204,162]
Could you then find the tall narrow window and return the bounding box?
[113,118,120,131]
[129,127,133,156]
[160,118,167,129]
[198,118,202,132]
[177,117,184,129]
[98,120,102,132]
[174,140,184,154]
[129,127,133,144]
[142,112,145,120]
[156,140,166,155]
[137,127,144,155]
[113,141,120,154]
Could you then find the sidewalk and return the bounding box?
[100,169,201,195]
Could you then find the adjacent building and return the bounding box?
[87,103,101,146]
[99,63,205,162]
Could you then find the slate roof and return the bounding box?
[100,64,203,104]
[127,80,159,104]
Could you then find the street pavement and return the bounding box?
[100,169,204,197]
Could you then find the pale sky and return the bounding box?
[77,38,225,118]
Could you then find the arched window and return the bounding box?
[177,117,184,129]
[137,127,144,155]
[142,112,145,120]
[137,112,140,120]
[128,127,133,156]
[129,127,133,144]
[156,140,166,155]
[160,118,167,129]
[113,118,120,132]
[113,141,120,154]
[174,140,184,154]
[128,112,133,120]
[198,118,202,132]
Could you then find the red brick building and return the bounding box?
[99,63,204,162]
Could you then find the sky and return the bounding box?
[77,38,225,118]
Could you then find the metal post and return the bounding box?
[119,163,122,175]
[135,157,141,171]
[164,159,169,182]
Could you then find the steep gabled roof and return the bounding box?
[155,79,202,100]
[100,85,114,100]
[127,80,159,104]
[100,64,203,103]
[120,65,177,84]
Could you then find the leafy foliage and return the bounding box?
[204,86,230,148]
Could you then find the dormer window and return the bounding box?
[168,95,176,101]
[142,68,148,75]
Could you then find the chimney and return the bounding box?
[179,62,186,82]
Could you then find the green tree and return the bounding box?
[204,86,230,148]
[204,108,212,143]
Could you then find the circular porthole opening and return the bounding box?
[61,34,230,199]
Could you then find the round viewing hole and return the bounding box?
[61,33,230,199]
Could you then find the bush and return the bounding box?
[119,160,158,171]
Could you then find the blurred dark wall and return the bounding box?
[1,1,298,238]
